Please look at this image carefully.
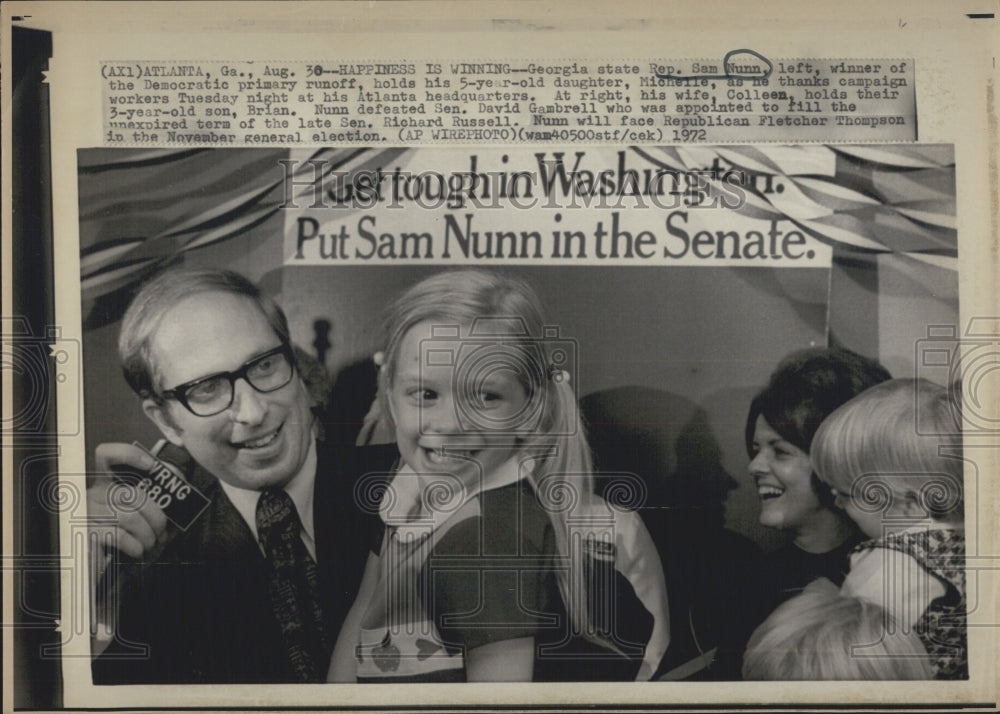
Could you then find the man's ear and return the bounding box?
[142,398,184,446]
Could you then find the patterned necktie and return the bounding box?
[255,489,330,682]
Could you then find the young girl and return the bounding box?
[810,378,967,679]
[328,269,669,682]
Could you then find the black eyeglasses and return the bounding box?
[159,344,296,416]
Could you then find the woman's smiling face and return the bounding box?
[748,415,826,535]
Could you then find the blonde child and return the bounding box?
[742,578,933,680]
[328,269,669,682]
[810,378,966,679]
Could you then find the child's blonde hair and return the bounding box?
[379,269,602,639]
[811,378,964,524]
[743,578,933,680]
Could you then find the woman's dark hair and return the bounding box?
[745,347,892,506]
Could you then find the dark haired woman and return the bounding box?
[722,347,891,677]
[746,347,891,603]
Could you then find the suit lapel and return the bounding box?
[190,468,262,563]
[312,440,400,618]
[313,438,336,567]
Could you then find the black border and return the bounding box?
[11,23,61,712]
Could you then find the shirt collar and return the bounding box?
[881,521,963,539]
[218,438,318,558]
[380,456,526,534]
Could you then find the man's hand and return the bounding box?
[89,442,171,568]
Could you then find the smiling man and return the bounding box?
[89,268,394,684]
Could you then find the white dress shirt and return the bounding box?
[218,439,318,560]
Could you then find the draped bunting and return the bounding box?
[637,144,957,269]
[77,147,406,327]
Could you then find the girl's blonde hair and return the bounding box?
[379,269,603,640]
[811,378,964,523]
[743,578,934,680]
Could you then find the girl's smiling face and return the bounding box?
[387,321,530,484]
[749,415,826,535]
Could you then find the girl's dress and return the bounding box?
[842,526,967,680]
[353,458,669,682]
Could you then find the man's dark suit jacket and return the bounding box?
[92,441,398,684]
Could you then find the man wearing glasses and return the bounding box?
[88,267,391,684]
